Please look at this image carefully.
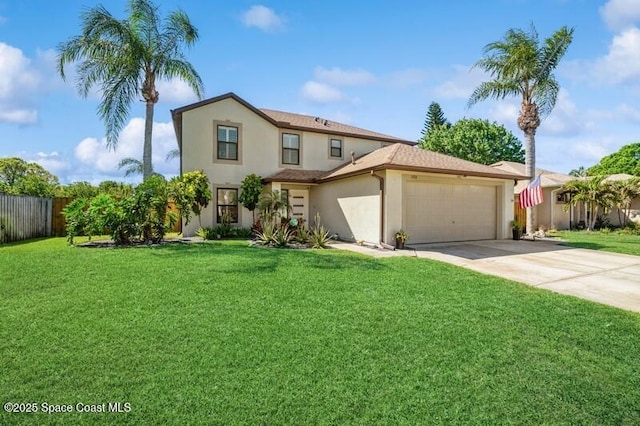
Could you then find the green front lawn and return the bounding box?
[1,239,639,425]
[552,229,640,256]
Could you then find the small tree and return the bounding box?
[238,174,263,221]
[257,190,291,225]
[169,170,212,227]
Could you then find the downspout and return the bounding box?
[370,171,394,250]
[550,188,560,230]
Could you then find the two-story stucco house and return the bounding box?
[171,92,524,245]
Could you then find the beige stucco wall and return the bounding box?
[534,188,571,230]
[606,198,640,226]
[309,174,380,243]
[180,97,385,235]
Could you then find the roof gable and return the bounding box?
[490,161,574,193]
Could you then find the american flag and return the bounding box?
[520,175,543,209]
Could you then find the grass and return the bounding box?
[1,238,639,425]
[552,229,640,256]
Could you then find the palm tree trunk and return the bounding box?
[524,130,536,235]
[143,100,154,181]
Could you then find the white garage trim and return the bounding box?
[403,177,498,244]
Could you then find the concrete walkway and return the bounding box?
[332,240,640,313]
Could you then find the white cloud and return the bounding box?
[156,78,200,104]
[313,67,375,86]
[300,81,346,104]
[600,0,640,31]
[488,101,519,125]
[388,68,430,89]
[241,5,285,32]
[539,90,589,136]
[0,42,41,124]
[0,109,37,124]
[32,152,70,174]
[74,118,179,178]
[433,65,487,99]
[593,27,640,85]
[617,103,640,122]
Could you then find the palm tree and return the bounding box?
[563,177,615,230]
[257,190,291,225]
[57,0,204,180]
[468,25,574,234]
[610,178,640,226]
[117,157,145,178]
[569,166,587,177]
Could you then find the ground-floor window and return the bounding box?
[217,188,238,223]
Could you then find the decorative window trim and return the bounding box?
[279,131,302,168]
[328,137,343,160]
[213,120,243,165]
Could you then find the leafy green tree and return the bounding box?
[587,143,640,176]
[563,176,615,230]
[98,181,134,198]
[57,181,99,198]
[468,24,574,234]
[420,102,449,137]
[57,0,204,180]
[419,118,524,165]
[169,170,212,226]
[238,174,263,221]
[0,157,59,197]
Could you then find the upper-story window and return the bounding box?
[282,133,300,165]
[217,125,238,160]
[330,138,343,158]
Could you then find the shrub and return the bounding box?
[233,227,253,238]
[62,198,90,244]
[296,226,310,244]
[272,225,294,247]
[255,221,277,246]
[309,213,331,249]
[197,226,219,240]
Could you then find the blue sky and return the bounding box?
[1,0,639,184]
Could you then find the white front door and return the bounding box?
[289,189,309,223]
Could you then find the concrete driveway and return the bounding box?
[408,240,640,313]
[333,239,640,313]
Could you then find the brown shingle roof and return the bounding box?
[490,161,573,193]
[171,92,413,147]
[263,169,327,183]
[321,144,526,181]
[259,108,410,143]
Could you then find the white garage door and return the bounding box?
[404,181,497,244]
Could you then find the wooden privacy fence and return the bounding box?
[513,197,526,231]
[0,194,52,243]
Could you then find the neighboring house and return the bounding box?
[491,161,574,231]
[171,92,524,245]
[603,174,640,226]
